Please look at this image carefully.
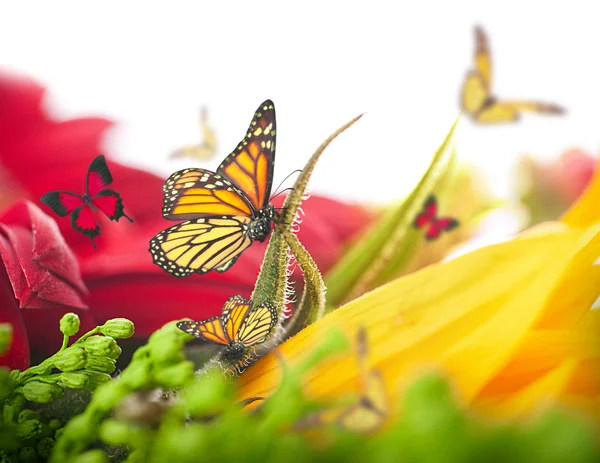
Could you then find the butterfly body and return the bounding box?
[461,26,564,123]
[413,195,459,241]
[176,295,278,362]
[150,100,278,277]
[41,155,133,248]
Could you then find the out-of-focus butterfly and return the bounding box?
[150,100,277,277]
[461,25,565,123]
[413,195,459,241]
[295,327,388,433]
[176,295,277,362]
[40,155,133,248]
[170,107,218,161]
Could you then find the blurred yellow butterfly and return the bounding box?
[295,327,388,433]
[170,106,218,160]
[461,26,565,123]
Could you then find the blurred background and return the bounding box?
[1,0,597,209]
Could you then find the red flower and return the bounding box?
[0,71,374,354]
[0,201,94,369]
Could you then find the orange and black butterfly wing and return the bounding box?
[217,100,276,211]
[221,296,277,347]
[40,191,84,217]
[161,168,255,221]
[149,216,253,277]
[176,317,230,345]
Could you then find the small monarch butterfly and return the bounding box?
[176,295,277,362]
[40,154,133,249]
[170,107,218,161]
[150,100,277,277]
[295,327,388,433]
[413,195,459,241]
[461,25,565,123]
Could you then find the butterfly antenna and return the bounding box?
[270,187,295,202]
[270,169,303,201]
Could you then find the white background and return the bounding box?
[1,0,598,205]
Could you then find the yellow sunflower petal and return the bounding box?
[239,225,600,422]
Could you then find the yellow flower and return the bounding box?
[238,161,600,426]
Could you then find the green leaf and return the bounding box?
[0,323,12,356]
[324,116,460,309]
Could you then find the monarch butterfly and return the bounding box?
[40,154,133,248]
[176,295,277,362]
[413,195,459,241]
[149,100,277,277]
[295,327,388,433]
[170,107,218,161]
[461,25,565,123]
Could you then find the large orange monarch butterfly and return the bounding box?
[150,100,277,277]
[461,26,565,123]
[40,155,133,248]
[176,295,277,362]
[170,107,218,161]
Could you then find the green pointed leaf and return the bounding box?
[324,116,460,309]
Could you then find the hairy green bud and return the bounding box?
[81,371,111,391]
[22,381,64,403]
[53,347,87,372]
[0,323,12,355]
[59,372,90,389]
[82,336,118,356]
[17,409,40,423]
[36,437,54,458]
[16,419,42,440]
[100,318,134,339]
[59,313,80,337]
[17,447,37,463]
[85,355,116,374]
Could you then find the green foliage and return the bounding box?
[0,314,132,461]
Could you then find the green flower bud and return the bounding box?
[53,347,87,372]
[0,367,15,400]
[59,313,80,337]
[9,369,21,382]
[16,420,42,440]
[100,318,134,339]
[0,451,18,463]
[59,372,89,389]
[85,355,116,374]
[81,371,111,391]
[107,343,123,360]
[48,419,62,431]
[3,394,26,421]
[153,361,194,388]
[21,381,64,403]
[17,447,37,463]
[53,427,64,440]
[17,410,40,423]
[71,449,109,463]
[0,323,12,355]
[36,437,54,458]
[119,361,151,389]
[83,336,117,356]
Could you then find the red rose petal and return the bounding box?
[0,266,29,370]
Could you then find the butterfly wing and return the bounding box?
[461,72,490,116]
[474,26,492,90]
[413,195,437,229]
[500,101,565,115]
[217,100,276,210]
[235,302,277,347]
[71,204,100,248]
[221,295,254,342]
[161,168,254,221]
[86,155,114,197]
[40,191,84,217]
[176,318,230,345]
[425,217,460,241]
[91,189,132,222]
[337,370,387,433]
[149,216,253,277]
